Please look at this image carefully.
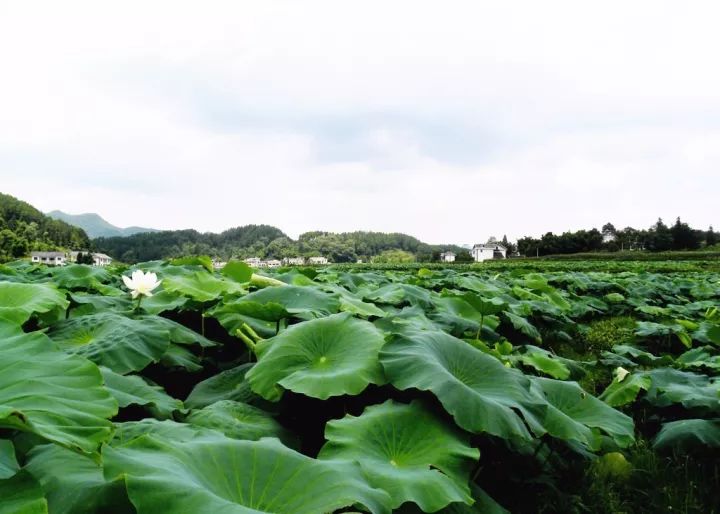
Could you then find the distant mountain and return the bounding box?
[0,193,90,261]
[47,211,159,238]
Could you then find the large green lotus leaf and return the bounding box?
[104,434,391,514]
[161,267,244,302]
[374,306,441,335]
[248,313,386,401]
[68,292,133,317]
[0,440,19,479]
[397,484,509,513]
[25,444,134,514]
[644,368,720,411]
[68,292,189,318]
[513,346,571,380]
[460,293,508,316]
[502,311,542,343]
[364,284,433,309]
[100,367,183,419]
[319,283,387,317]
[0,471,48,514]
[0,323,116,452]
[208,300,290,327]
[236,285,340,320]
[319,400,478,511]
[338,292,388,318]
[0,282,68,325]
[599,372,652,407]
[220,260,253,283]
[380,330,543,440]
[137,290,189,315]
[430,297,499,337]
[185,364,260,409]
[605,345,670,367]
[46,312,170,374]
[675,347,720,371]
[138,314,216,347]
[48,264,113,291]
[158,344,203,372]
[185,400,291,443]
[530,378,635,450]
[112,420,215,446]
[653,419,720,451]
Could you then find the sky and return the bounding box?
[1,1,718,244]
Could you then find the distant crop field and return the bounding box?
[1,257,719,513]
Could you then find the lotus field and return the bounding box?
[1,257,719,513]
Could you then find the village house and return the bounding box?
[68,251,113,266]
[92,253,113,266]
[30,251,67,266]
[307,256,329,265]
[211,259,227,269]
[282,257,306,266]
[471,237,507,262]
[265,259,282,268]
[440,251,456,263]
[243,257,262,267]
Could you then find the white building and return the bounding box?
[68,251,113,266]
[282,257,306,266]
[31,251,67,266]
[471,238,507,262]
[265,259,282,268]
[440,251,456,263]
[92,253,113,266]
[244,257,262,267]
[308,256,329,265]
[212,259,227,269]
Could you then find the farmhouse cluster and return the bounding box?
[240,256,330,268]
[30,251,113,267]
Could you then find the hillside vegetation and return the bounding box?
[94,227,467,263]
[0,193,90,262]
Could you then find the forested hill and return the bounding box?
[93,227,467,263]
[93,225,289,263]
[0,192,90,261]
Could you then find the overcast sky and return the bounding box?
[1,1,718,244]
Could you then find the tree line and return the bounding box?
[0,193,90,262]
[517,218,718,257]
[94,226,468,264]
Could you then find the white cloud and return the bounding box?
[0,0,718,243]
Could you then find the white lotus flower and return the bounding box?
[122,270,161,299]
[614,366,630,382]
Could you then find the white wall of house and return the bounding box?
[471,245,507,262]
[308,256,328,265]
[440,252,456,262]
[30,252,67,266]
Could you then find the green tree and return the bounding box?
[706,226,718,247]
[455,249,474,263]
[670,217,701,250]
[647,218,673,252]
[371,249,415,264]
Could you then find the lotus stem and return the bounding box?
[236,328,256,354]
[241,323,262,343]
